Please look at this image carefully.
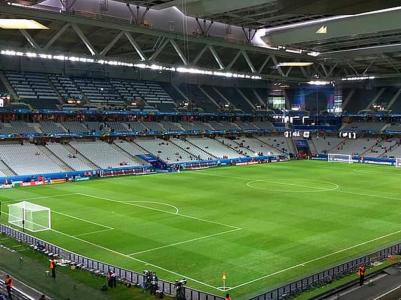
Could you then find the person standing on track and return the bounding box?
[225,293,231,300]
[50,258,56,279]
[358,264,366,286]
[4,274,13,299]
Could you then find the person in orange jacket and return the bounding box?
[358,264,366,286]
[225,293,231,300]
[50,258,56,279]
[4,274,13,299]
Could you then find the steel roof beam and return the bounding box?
[125,32,147,61]
[71,23,97,56]
[19,29,40,49]
[169,39,188,65]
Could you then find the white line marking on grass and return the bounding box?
[336,190,401,202]
[77,193,241,230]
[49,228,220,290]
[0,193,79,205]
[74,228,114,237]
[246,179,339,193]
[227,228,401,291]
[52,211,114,230]
[372,283,401,300]
[195,171,340,193]
[128,228,241,256]
[120,201,179,214]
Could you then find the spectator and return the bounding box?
[225,293,231,300]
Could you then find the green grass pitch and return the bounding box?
[2,160,401,299]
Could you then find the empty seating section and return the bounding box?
[6,72,59,109]
[310,137,343,154]
[217,137,254,156]
[330,138,378,156]
[46,143,92,171]
[364,139,398,157]
[257,136,293,154]
[253,121,275,131]
[232,136,282,155]
[239,88,262,107]
[0,122,38,135]
[0,143,64,175]
[49,75,82,100]
[171,138,212,160]
[73,78,124,105]
[201,86,227,106]
[127,122,148,133]
[107,122,129,132]
[134,138,195,163]
[235,121,260,131]
[217,87,253,112]
[342,122,386,133]
[179,85,217,112]
[113,140,149,156]
[186,137,244,159]
[160,121,183,132]
[3,71,274,113]
[69,141,142,168]
[385,124,401,132]
[133,81,176,112]
[40,122,67,134]
[143,122,165,132]
[62,122,89,133]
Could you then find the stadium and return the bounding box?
[3,1,401,299]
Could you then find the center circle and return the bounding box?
[246,179,339,193]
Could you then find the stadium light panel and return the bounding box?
[341,76,375,81]
[276,62,313,67]
[0,49,261,80]
[307,80,332,85]
[0,19,48,30]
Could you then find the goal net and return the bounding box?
[327,153,353,163]
[395,158,401,168]
[8,201,51,232]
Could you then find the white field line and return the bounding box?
[74,228,114,237]
[227,228,401,291]
[121,200,179,214]
[195,171,340,192]
[246,179,339,192]
[49,228,219,290]
[52,211,114,230]
[77,193,241,230]
[0,193,78,205]
[128,228,241,256]
[372,283,401,300]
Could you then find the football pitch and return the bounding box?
[2,160,401,299]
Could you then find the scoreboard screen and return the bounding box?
[284,131,310,138]
[339,132,357,139]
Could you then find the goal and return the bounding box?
[327,153,353,163]
[395,158,401,168]
[8,201,51,232]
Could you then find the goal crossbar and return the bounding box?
[327,153,353,163]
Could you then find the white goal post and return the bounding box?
[395,158,401,168]
[327,153,353,163]
[8,201,51,232]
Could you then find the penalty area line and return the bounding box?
[49,228,220,290]
[228,228,401,291]
[128,227,242,256]
[74,228,114,237]
[76,192,241,230]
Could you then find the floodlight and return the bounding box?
[0,19,48,29]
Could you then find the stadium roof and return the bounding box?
[2,0,401,82]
